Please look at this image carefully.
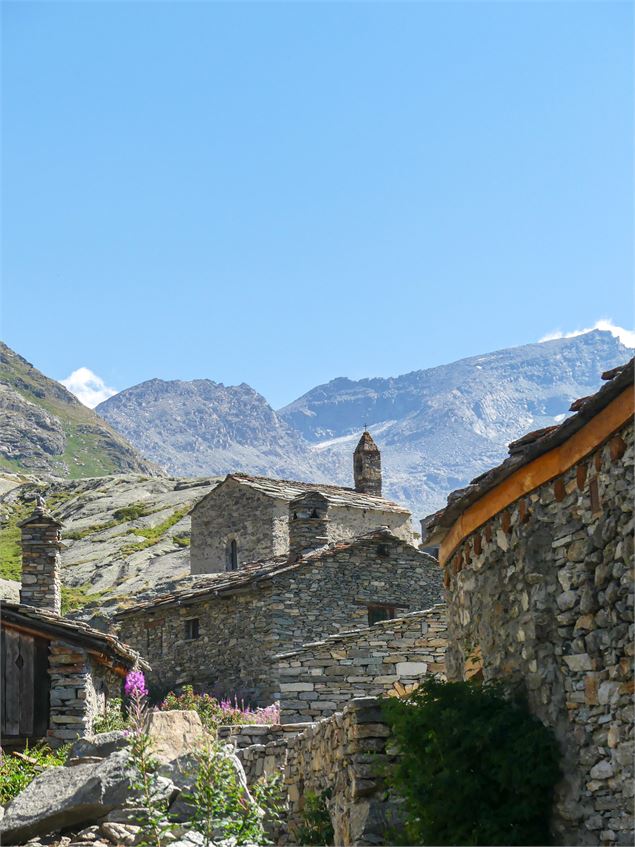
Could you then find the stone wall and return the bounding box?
[191,481,284,574]
[326,503,412,546]
[276,604,447,723]
[285,697,400,846]
[118,535,442,704]
[217,723,310,786]
[264,536,442,663]
[444,420,634,845]
[119,588,277,701]
[48,641,121,746]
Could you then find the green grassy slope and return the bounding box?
[0,342,161,479]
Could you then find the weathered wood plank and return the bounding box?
[3,628,21,735]
[1,630,6,736]
[19,634,35,736]
[33,638,50,738]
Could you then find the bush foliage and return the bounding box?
[382,677,561,846]
[0,743,69,804]
[160,685,279,733]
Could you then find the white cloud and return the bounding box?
[60,367,118,408]
[539,319,635,349]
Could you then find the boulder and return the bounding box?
[145,710,208,764]
[67,731,130,762]
[0,751,132,845]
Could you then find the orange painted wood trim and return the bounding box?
[439,388,634,567]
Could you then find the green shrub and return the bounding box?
[297,789,334,845]
[113,503,153,522]
[181,742,283,844]
[0,743,69,804]
[92,697,129,733]
[381,677,561,846]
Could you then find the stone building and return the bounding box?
[424,360,634,845]
[190,432,413,574]
[116,525,442,704]
[0,499,146,748]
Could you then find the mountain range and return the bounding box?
[94,330,631,518]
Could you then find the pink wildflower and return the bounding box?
[125,670,148,699]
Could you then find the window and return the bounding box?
[367,604,396,626]
[227,539,238,571]
[184,618,200,640]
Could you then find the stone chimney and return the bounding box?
[288,491,330,561]
[353,431,382,497]
[18,495,62,614]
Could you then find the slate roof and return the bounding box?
[424,359,634,544]
[1,603,149,671]
[115,527,422,618]
[191,472,409,515]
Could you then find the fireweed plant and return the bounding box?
[125,671,175,846]
[180,741,284,845]
[160,685,280,734]
[124,673,283,843]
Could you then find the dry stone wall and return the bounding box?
[444,420,634,845]
[285,697,400,846]
[276,604,447,723]
[326,503,412,545]
[217,723,310,786]
[118,588,277,702]
[264,538,442,662]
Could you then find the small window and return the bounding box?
[227,539,238,571]
[184,618,200,640]
[367,605,396,626]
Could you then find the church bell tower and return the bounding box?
[353,431,382,497]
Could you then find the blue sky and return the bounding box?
[2,1,633,409]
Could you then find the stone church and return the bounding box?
[116,433,443,701]
[190,431,413,574]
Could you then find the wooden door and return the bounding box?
[1,626,50,742]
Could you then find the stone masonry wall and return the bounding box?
[48,641,121,746]
[276,604,447,723]
[327,503,412,545]
[118,536,442,705]
[444,420,634,845]
[118,588,276,702]
[285,697,400,846]
[265,538,443,665]
[217,723,310,786]
[191,482,284,574]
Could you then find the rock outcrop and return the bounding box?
[0,475,220,614]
